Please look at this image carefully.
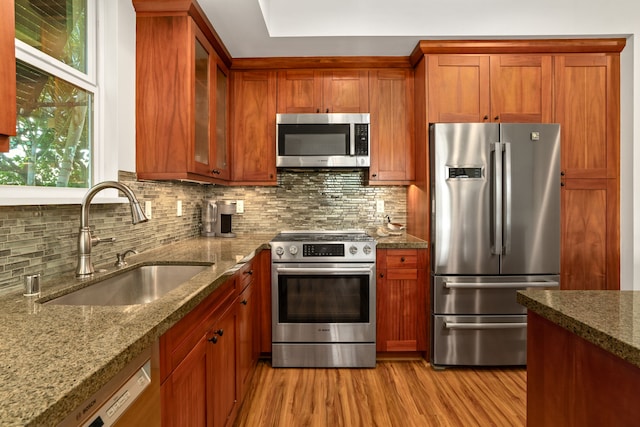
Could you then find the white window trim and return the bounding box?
[1,0,125,206]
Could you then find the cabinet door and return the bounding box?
[555,54,618,179]
[258,250,272,354]
[208,303,237,427]
[276,69,321,113]
[231,71,277,184]
[489,55,552,123]
[161,336,209,427]
[322,70,369,113]
[0,0,16,151]
[369,69,415,183]
[212,57,230,179]
[376,249,428,352]
[561,179,619,290]
[427,55,490,123]
[237,280,258,400]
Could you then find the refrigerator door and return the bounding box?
[499,124,560,275]
[431,123,500,275]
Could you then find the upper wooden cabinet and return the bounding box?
[276,69,369,113]
[368,69,415,184]
[231,70,277,185]
[133,1,232,183]
[426,54,552,123]
[0,0,16,152]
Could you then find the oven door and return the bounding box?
[272,263,376,343]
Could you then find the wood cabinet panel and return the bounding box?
[561,178,619,290]
[237,275,259,401]
[369,69,415,184]
[209,302,238,427]
[0,0,16,152]
[527,312,640,427]
[489,55,552,123]
[161,336,209,427]
[376,249,428,353]
[231,70,277,184]
[276,69,368,113]
[555,54,618,179]
[427,55,490,123]
[258,250,272,354]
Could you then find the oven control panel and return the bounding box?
[272,242,375,262]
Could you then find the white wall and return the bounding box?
[112,0,638,289]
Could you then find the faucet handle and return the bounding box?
[92,236,116,246]
[115,249,138,268]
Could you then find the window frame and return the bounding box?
[1,0,123,205]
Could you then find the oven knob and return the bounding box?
[289,245,299,255]
[349,245,358,255]
[363,245,372,255]
[275,246,284,257]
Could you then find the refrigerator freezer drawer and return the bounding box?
[432,315,527,367]
[433,275,559,315]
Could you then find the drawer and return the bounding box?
[386,250,418,269]
[237,258,256,291]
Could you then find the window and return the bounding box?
[0,0,122,204]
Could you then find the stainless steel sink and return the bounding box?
[44,264,211,306]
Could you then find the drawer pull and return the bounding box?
[444,322,527,330]
[443,281,558,290]
[208,336,218,344]
[241,299,248,305]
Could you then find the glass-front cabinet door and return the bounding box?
[190,23,229,179]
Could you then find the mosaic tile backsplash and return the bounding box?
[0,170,405,292]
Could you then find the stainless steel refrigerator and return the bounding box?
[430,123,561,367]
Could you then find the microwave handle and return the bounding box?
[349,123,356,157]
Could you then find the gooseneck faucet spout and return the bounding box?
[76,181,149,277]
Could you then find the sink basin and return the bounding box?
[44,264,211,306]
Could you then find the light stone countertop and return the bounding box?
[0,231,427,426]
[517,290,640,368]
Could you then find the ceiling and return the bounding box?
[198,0,627,59]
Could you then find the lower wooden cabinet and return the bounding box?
[159,250,265,427]
[376,248,429,353]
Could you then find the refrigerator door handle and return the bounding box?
[443,322,528,330]
[492,142,503,255]
[503,141,512,255]
[443,280,559,289]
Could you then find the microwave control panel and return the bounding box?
[354,124,369,155]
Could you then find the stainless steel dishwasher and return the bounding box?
[58,344,160,427]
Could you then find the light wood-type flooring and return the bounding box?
[234,359,526,427]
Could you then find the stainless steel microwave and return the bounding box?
[276,113,370,168]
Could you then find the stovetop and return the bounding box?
[271,230,375,243]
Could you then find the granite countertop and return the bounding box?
[0,231,427,426]
[517,290,640,369]
[0,234,273,427]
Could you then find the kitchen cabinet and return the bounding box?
[258,249,272,354]
[426,54,552,123]
[209,300,238,427]
[0,0,16,152]
[555,53,620,290]
[368,69,415,184]
[133,2,231,183]
[230,70,277,185]
[376,248,428,353]
[276,69,369,113]
[236,258,261,401]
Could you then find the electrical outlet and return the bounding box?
[144,201,152,219]
[176,200,182,217]
[236,200,244,213]
[376,200,385,213]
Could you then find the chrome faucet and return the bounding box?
[76,181,149,277]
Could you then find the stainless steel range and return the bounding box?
[271,230,376,368]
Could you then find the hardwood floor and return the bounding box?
[234,360,526,427]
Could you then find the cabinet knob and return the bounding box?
[371,174,377,178]
[244,270,253,275]
[494,116,500,121]
[483,115,489,121]
[215,329,224,336]
[316,108,320,113]
[561,171,566,176]
[401,257,406,262]
[379,273,384,278]
[241,299,248,305]
[208,336,218,344]
[561,182,565,187]
[326,108,330,113]
[211,169,221,175]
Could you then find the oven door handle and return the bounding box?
[443,281,559,289]
[275,267,374,275]
[443,322,527,330]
